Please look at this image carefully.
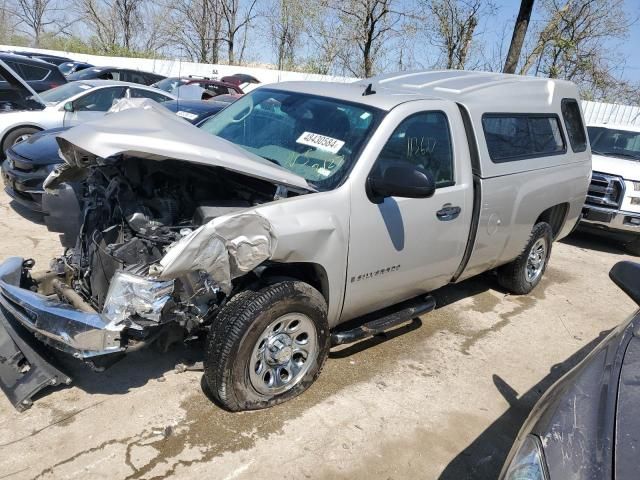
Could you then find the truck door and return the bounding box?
[342,102,473,320]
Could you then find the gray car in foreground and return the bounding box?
[500,260,640,480]
[0,70,590,411]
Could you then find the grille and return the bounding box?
[586,172,624,209]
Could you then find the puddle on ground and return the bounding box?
[31,266,574,479]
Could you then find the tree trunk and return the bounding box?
[503,0,535,74]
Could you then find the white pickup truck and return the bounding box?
[579,123,640,253]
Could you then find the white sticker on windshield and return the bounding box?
[175,110,198,120]
[296,132,345,154]
[78,84,91,89]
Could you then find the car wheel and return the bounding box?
[2,127,39,156]
[497,222,553,295]
[204,281,330,411]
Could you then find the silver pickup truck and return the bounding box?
[0,70,591,411]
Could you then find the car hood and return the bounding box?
[0,59,46,110]
[52,108,314,192]
[592,154,640,181]
[10,127,69,166]
[516,314,639,479]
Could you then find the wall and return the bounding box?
[582,100,640,127]
[0,45,356,92]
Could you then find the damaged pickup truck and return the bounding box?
[0,71,591,411]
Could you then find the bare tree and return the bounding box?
[335,0,404,77]
[269,0,306,70]
[219,0,258,65]
[503,0,535,73]
[425,0,492,70]
[518,0,639,100]
[167,0,223,63]
[114,0,143,51]
[10,0,66,46]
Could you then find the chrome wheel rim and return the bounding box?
[12,134,32,145]
[526,238,547,282]
[249,313,318,395]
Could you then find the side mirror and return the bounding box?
[367,164,436,203]
[610,261,640,306]
[63,101,74,112]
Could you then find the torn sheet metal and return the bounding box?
[53,108,313,191]
[156,213,276,292]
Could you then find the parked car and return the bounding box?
[58,61,94,77]
[0,71,590,411]
[1,50,72,66]
[0,59,175,157]
[579,123,640,253]
[67,66,165,85]
[0,53,67,92]
[2,98,233,213]
[152,76,244,99]
[500,260,640,480]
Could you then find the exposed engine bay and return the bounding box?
[45,157,288,346]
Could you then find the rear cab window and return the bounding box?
[482,114,566,163]
[561,98,587,152]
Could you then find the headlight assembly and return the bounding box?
[503,435,548,480]
[102,271,174,325]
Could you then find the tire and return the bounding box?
[625,238,640,256]
[204,281,330,411]
[2,127,39,157]
[497,222,553,295]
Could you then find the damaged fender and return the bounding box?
[155,213,277,292]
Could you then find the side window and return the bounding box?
[73,87,126,111]
[374,111,454,187]
[128,71,147,84]
[18,62,50,81]
[98,70,117,80]
[482,114,565,162]
[130,88,171,103]
[561,98,587,152]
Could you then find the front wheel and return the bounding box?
[497,222,553,294]
[204,281,330,411]
[2,127,39,156]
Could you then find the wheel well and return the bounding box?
[1,124,43,151]
[536,203,569,239]
[259,262,330,306]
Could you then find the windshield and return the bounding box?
[153,77,187,93]
[58,62,79,75]
[199,88,382,190]
[39,82,93,105]
[67,67,104,81]
[588,126,640,160]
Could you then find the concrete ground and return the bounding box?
[0,187,636,480]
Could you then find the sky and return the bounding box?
[483,0,640,82]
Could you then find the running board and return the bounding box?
[331,295,436,346]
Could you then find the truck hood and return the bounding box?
[51,108,314,192]
[0,59,46,110]
[592,153,640,181]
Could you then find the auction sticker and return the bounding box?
[296,132,345,154]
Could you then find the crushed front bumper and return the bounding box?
[0,257,125,410]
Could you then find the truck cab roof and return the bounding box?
[270,70,578,113]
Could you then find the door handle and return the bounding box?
[436,204,461,221]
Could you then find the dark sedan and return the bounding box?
[1,98,233,213]
[0,53,67,92]
[67,66,165,86]
[500,260,640,480]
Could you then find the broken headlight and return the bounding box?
[102,272,174,325]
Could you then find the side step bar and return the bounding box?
[331,295,436,346]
